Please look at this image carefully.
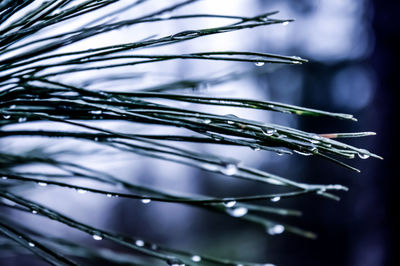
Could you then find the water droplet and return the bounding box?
[327,184,347,190]
[225,114,239,119]
[227,120,235,125]
[255,62,265,67]
[293,150,312,156]
[358,152,370,159]
[38,182,47,187]
[227,207,248,217]
[220,163,238,176]
[31,210,38,214]
[191,255,201,262]
[28,242,35,247]
[211,134,223,141]
[18,117,27,123]
[159,12,171,19]
[141,199,151,204]
[2,114,11,119]
[262,128,275,136]
[203,119,211,124]
[282,21,289,26]
[265,178,285,185]
[270,197,281,202]
[252,146,261,151]
[267,224,285,235]
[135,240,144,247]
[92,234,102,241]
[223,201,237,208]
[94,137,99,141]
[1,176,7,180]
[106,194,113,197]
[312,135,322,140]
[10,105,16,109]
[77,189,87,194]
[90,110,102,115]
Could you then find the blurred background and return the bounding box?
[1,0,398,265]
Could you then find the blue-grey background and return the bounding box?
[1,0,397,265]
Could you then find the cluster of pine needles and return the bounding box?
[0,1,381,265]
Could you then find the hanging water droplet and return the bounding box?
[203,119,211,124]
[94,137,99,141]
[227,207,248,217]
[220,163,238,176]
[267,224,285,235]
[90,110,102,115]
[106,194,113,198]
[282,21,289,26]
[293,150,312,156]
[135,240,144,247]
[18,117,27,123]
[141,199,151,204]
[211,134,223,141]
[270,196,281,202]
[2,114,11,119]
[31,210,38,214]
[227,120,235,125]
[92,234,102,241]
[77,189,87,194]
[28,242,35,247]
[358,152,370,159]
[223,201,237,208]
[252,146,261,151]
[191,255,201,262]
[1,176,7,180]
[10,105,16,109]
[255,62,265,67]
[38,182,47,187]
[262,128,275,136]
